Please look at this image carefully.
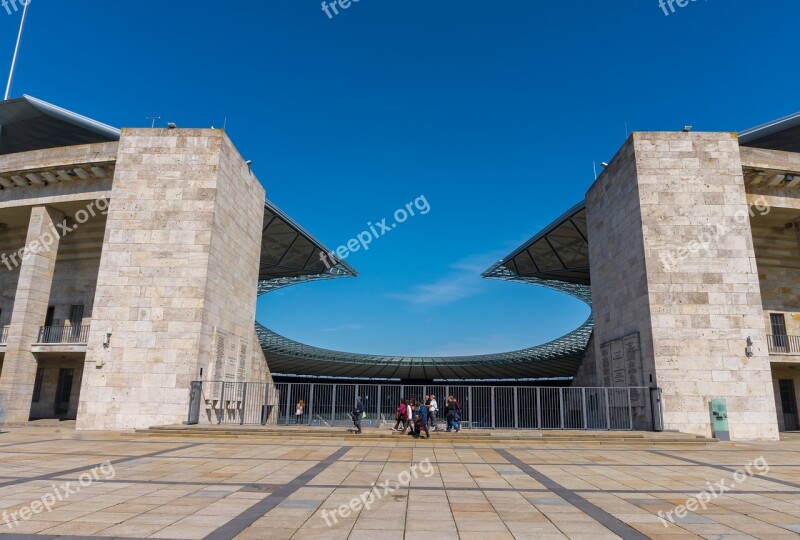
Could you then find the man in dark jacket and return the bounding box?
[351,396,364,434]
[415,397,430,439]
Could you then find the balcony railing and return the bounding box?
[767,334,800,354]
[0,326,7,343]
[37,325,89,344]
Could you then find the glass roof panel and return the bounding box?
[529,238,564,271]
[512,250,537,275]
[548,225,589,268]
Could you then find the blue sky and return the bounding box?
[2,1,798,356]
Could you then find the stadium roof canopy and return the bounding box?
[0,95,120,155]
[739,111,800,153]
[257,202,592,380]
[487,202,589,286]
[259,200,356,292]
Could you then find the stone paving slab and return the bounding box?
[0,427,799,539]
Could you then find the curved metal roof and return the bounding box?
[256,202,592,380]
[259,200,356,287]
[739,111,800,153]
[0,95,120,155]
[489,202,589,285]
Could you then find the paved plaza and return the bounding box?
[0,427,800,539]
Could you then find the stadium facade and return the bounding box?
[0,95,798,440]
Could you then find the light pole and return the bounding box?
[4,0,31,100]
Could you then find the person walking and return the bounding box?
[429,394,439,431]
[393,398,407,431]
[351,396,364,434]
[402,399,412,434]
[415,396,430,439]
[295,400,304,424]
[406,399,416,436]
[446,396,461,433]
[452,396,461,433]
[446,396,456,432]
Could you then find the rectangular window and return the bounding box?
[69,305,84,340]
[771,313,788,336]
[44,306,55,327]
[69,305,84,326]
[770,313,789,352]
[32,368,44,403]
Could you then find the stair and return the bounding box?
[135,425,718,445]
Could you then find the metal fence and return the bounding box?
[189,381,662,431]
[37,325,89,344]
[767,334,800,354]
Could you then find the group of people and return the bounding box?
[392,395,461,437]
[293,394,462,436]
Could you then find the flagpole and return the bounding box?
[5,0,30,100]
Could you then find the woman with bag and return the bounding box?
[295,400,304,424]
[452,397,461,433]
[446,396,461,433]
[392,399,407,432]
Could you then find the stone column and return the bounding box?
[588,132,779,441]
[78,129,265,431]
[0,206,63,424]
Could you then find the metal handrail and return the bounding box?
[189,381,661,431]
[767,334,800,354]
[37,324,89,344]
[0,326,7,343]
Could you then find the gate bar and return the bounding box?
[627,387,633,430]
[240,383,247,426]
[491,386,496,429]
[581,387,588,430]
[218,381,226,424]
[285,383,292,426]
[513,386,519,429]
[308,384,315,426]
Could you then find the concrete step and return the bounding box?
[135,425,717,444]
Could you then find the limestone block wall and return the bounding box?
[197,134,265,389]
[750,217,800,313]
[757,271,800,322]
[570,332,597,387]
[588,132,779,440]
[0,206,64,423]
[587,136,658,388]
[251,329,272,383]
[0,142,116,212]
[0,225,27,327]
[78,129,266,431]
[46,215,106,328]
[199,329,273,425]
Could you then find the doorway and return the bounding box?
[55,368,74,417]
[779,379,799,431]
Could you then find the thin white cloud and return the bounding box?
[384,251,505,307]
